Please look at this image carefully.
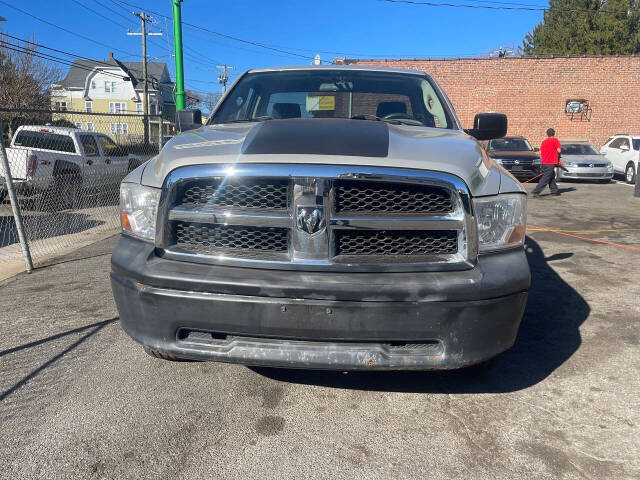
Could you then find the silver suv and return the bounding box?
[110,66,529,370]
[600,134,640,184]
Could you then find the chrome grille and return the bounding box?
[178,179,289,211]
[158,165,476,272]
[334,180,452,214]
[174,223,289,255]
[575,163,607,168]
[336,230,458,256]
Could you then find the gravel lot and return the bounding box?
[1,180,638,479]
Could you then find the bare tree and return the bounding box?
[202,92,222,114]
[0,34,62,135]
[185,89,203,109]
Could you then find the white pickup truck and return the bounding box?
[0,125,142,209]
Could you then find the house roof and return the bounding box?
[57,57,171,89]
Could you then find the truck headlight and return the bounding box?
[473,193,527,252]
[532,158,541,165]
[120,182,161,241]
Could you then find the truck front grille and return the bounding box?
[158,165,475,271]
[178,179,289,211]
[334,181,452,214]
[174,223,289,255]
[335,230,458,256]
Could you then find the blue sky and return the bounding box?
[1,0,544,97]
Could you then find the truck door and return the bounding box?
[78,134,103,190]
[97,135,129,187]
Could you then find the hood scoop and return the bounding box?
[241,118,389,157]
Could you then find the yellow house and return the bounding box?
[51,53,176,144]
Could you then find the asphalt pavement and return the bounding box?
[1,179,638,479]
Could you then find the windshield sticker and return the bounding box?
[306,95,335,111]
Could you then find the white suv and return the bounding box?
[600,135,640,184]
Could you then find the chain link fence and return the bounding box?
[0,108,166,273]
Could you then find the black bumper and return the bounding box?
[111,236,530,370]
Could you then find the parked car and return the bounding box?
[0,125,142,210]
[111,65,530,370]
[556,140,613,183]
[485,136,541,181]
[600,134,640,184]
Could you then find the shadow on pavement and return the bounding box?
[0,318,118,402]
[252,237,590,393]
[0,211,104,248]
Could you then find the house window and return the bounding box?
[86,122,94,132]
[136,102,143,114]
[85,101,92,113]
[75,122,83,129]
[110,123,129,135]
[54,101,67,111]
[109,102,127,114]
[105,81,117,93]
[91,81,96,89]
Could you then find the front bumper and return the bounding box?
[111,235,530,370]
[557,166,613,180]
[503,165,541,180]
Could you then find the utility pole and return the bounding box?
[217,64,234,93]
[127,12,162,144]
[172,0,186,111]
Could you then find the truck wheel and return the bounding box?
[625,163,636,184]
[143,346,195,362]
[41,173,81,211]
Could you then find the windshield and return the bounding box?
[487,138,532,152]
[210,70,456,129]
[561,143,599,155]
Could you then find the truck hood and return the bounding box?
[140,118,520,196]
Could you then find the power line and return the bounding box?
[110,0,323,62]
[381,0,629,14]
[0,0,139,57]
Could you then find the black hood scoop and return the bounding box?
[241,118,389,157]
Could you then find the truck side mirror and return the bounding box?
[176,109,202,132]
[464,113,508,141]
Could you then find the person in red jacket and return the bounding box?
[532,128,562,198]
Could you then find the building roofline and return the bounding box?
[336,54,640,63]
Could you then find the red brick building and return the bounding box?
[336,56,640,148]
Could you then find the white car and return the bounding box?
[0,125,142,209]
[600,134,640,184]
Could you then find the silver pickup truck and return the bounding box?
[0,125,141,209]
[111,65,530,370]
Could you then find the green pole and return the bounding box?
[172,0,186,111]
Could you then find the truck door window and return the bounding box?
[80,135,99,156]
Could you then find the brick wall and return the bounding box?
[338,56,640,148]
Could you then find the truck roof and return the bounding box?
[246,65,427,76]
[16,125,87,135]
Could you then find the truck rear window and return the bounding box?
[13,130,76,153]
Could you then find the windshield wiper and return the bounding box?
[350,114,423,126]
[350,114,382,121]
[222,116,273,124]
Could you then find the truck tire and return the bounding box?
[143,346,195,362]
[41,172,81,211]
[625,162,636,184]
